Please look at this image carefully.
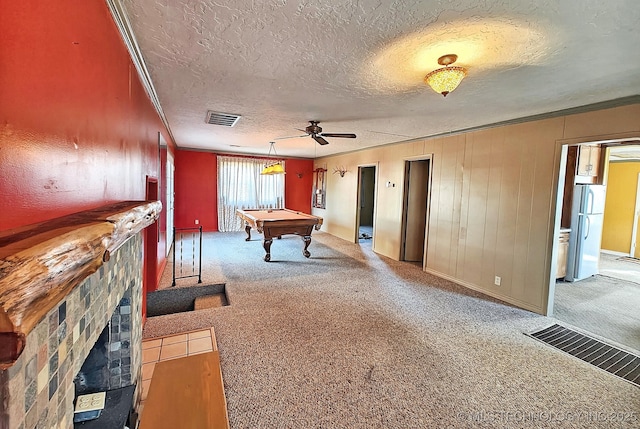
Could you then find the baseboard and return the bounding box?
[423,267,545,315]
[156,257,168,287]
[600,249,630,257]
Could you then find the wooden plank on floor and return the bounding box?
[194,294,226,310]
[139,351,229,429]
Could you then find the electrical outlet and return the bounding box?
[75,392,106,413]
[494,276,501,286]
[195,219,199,225]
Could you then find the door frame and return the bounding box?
[143,176,159,322]
[631,172,640,257]
[547,134,640,316]
[355,163,378,246]
[400,155,433,268]
[166,150,175,256]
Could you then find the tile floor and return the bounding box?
[140,327,218,414]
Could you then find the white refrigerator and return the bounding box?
[565,184,606,282]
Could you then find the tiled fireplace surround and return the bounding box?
[2,234,144,429]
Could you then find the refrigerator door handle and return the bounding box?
[584,215,590,240]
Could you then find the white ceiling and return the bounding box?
[609,145,640,161]
[120,0,640,158]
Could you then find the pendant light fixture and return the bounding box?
[261,142,286,175]
[424,54,467,97]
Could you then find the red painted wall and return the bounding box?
[1,2,171,284]
[174,150,313,231]
[284,158,314,213]
[174,150,218,231]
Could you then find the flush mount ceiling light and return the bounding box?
[261,142,286,175]
[424,54,467,97]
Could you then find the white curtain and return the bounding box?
[217,156,285,231]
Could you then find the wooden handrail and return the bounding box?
[0,201,162,369]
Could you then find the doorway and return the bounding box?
[356,166,376,244]
[144,176,159,321]
[160,132,175,257]
[166,151,175,256]
[401,158,431,265]
[632,172,640,258]
[550,139,640,352]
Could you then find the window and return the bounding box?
[217,156,285,231]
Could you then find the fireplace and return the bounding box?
[0,201,159,429]
[2,235,143,429]
[76,291,135,396]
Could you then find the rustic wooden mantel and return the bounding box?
[0,201,162,369]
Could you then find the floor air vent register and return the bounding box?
[527,324,640,387]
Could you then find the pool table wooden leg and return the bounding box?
[302,236,311,258]
[263,238,272,262]
[244,224,251,241]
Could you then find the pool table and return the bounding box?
[235,208,323,261]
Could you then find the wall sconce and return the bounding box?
[333,166,348,177]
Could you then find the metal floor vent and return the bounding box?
[527,324,640,387]
[205,111,241,127]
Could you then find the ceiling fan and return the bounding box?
[276,121,356,145]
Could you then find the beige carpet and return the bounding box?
[144,231,640,428]
[601,253,640,284]
[554,275,640,352]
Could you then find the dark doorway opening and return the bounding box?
[357,166,376,243]
[144,176,159,321]
[401,159,431,264]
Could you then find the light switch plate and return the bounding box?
[75,392,106,413]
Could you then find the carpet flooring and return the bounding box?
[601,253,640,284]
[143,231,640,428]
[554,275,640,352]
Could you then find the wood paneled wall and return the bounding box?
[313,103,640,315]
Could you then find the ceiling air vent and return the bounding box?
[205,111,241,127]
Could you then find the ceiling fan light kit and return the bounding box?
[424,54,467,97]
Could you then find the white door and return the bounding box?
[166,151,175,255]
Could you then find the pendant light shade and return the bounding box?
[261,142,286,175]
[263,162,285,175]
[424,54,467,97]
[270,163,285,174]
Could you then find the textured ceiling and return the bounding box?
[121,0,640,158]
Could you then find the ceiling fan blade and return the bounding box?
[320,133,357,138]
[312,135,330,145]
[273,134,308,140]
